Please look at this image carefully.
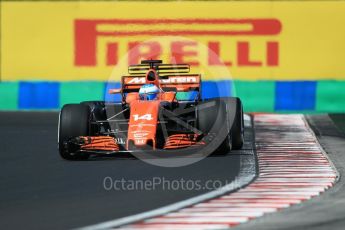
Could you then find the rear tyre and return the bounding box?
[197,99,231,155]
[58,104,91,160]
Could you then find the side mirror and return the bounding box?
[109,89,121,94]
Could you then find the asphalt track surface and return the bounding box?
[0,112,255,230]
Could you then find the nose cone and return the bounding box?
[127,100,160,150]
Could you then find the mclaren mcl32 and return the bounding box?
[58,60,244,160]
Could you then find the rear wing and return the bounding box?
[121,74,201,92]
[128,63,190,75]
[109,60,202,102]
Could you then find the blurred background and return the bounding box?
[0,0,344,113]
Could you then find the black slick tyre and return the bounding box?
[58,104,90,160]
[197,99,231,155]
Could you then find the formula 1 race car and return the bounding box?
[58,60,244,160]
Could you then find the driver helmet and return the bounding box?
[139,84,160,100]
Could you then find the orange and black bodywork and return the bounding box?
[58,60,244,159]
[61,60,205,154]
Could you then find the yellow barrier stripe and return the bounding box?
[1,1,345,81]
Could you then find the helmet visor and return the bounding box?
[140,92,158,100]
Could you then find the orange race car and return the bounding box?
[58,60,244,160]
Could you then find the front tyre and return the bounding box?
[58,104,91,160]
[197,99,231,155]
[217,97,244,150]
[229,98,244,149]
